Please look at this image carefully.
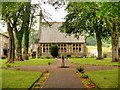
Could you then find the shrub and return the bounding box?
[46,57,50,59]
[48,62,51,65]
[67,55,71,57]
[6,64,12,67]
[77,66,84,72]
[40,57,45,59]
[103,53,107,58]
[80,74,88,78]
[2,57,6,59]
[84,79,91,86]
[50,44,58,58]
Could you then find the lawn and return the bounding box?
[0,58,56,68]
[2,70,41,89]
[70,58,119,66]
[85,68,119,89]
[0,69,1,90]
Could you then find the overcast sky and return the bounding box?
[32,0,67,30]
[0,0,67,32]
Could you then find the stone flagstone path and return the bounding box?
[42,59,85,88]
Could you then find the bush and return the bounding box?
[77,66,84,72]
[67,55,71,58]
[80,74,88,78]
[40,57,45,59]
[103,53,107,58]
[50,44,59,58]
[46,57,50,59]
[2,56,6,59]
[84,79,91,86]
[48,62,51,65]
[6,64,12,67]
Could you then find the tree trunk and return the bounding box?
[23,2,31,60]
[14,26,24,61]
[111,18,119,62]
[96,32,103,60]
[111,40,119,62]
[6,21,15,63]
[23,30,29,60]
[16,38,23,61]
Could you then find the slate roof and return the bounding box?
[39,22,85,43]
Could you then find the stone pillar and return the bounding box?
[68,44,70,53]
[47,44,49,53]
[37,43,41,58]
[81,43,86,57]
[63,44,64,53]
[77,44,79,53]
[46,44,48,53]
[60,44,61,53]
[81,43,84,53]
[69,44,70,53]
[66,44,68,53]
[75,44,76,53]
[41,44,43,53]
[45,44,46,53]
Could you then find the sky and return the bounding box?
[0,0,67,32]
[31,0,67,30]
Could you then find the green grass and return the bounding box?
[0,69,2,90]
[2,70,41,88]
[85,68,119,88]
[70,58,119,66]
[0,58,56,68]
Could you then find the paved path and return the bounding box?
[8,59,117,72]
[42,59,85,88]
[7,59,117,88]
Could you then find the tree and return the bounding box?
[23,2,31,60]
[2,2,23,63]
[6,20,15,63]
[14,4,25,61]
[13,2,31,61]
[60,2,110,60]
[50,44,58,58]
[2,2,38,61]
[29,29,38,45]
[2,1,50,61]
[99,2,120,61]
[23,2,46,60]
[86,36,96,46]
[2,2,30,61]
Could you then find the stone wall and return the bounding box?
[0,33,9,58]
[40,43,87,58]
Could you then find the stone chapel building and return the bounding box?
[0,33,9,59]
[37,22,87,58]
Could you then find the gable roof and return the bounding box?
[39,22,85,43]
